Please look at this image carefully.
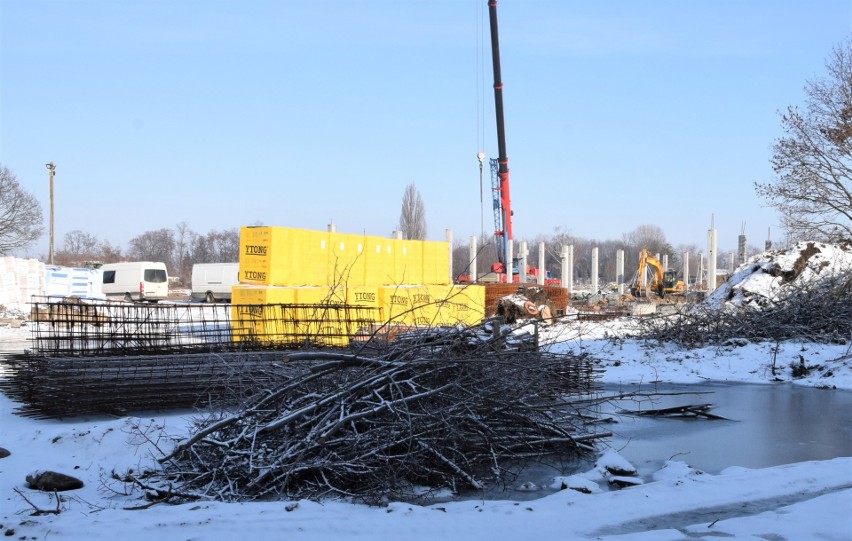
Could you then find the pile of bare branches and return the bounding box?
[129,323,605,505]
[638,271,852,347]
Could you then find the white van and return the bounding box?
[191,262,239,302]
[100,261,169,302]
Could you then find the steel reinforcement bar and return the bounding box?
[26,296,382,357]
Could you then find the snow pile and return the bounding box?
[704,241,852,309]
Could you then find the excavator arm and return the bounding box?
[632,249,684,297]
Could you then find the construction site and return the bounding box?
[0,0,710,421]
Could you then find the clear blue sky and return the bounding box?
[1,1,850,258]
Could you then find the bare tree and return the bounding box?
[127,228,176,269]
[54,230,100,266]
[188,228,240,265]
[216,228,240,261]
[174,222,197,285]
[622,224,674,274]
[99,240,123,262]
[755,38,852,242]
[622,224,669,254]
[0,165,44,255]
[397,182,427,240]
[62,230,99,255]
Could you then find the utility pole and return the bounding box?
[46,162,55,264]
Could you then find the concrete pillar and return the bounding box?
[445,229,453,283]
[538,242,546,286]
[738,234,747,265]
[506,239,514,284]
[392,230,403,240]
[729,252,735,274]
[591,246,599,301]
[469,235,478,283]
[519,241,528,283]
[561,245,574,296]
[662,254,669,271]
[683,251,689,292]
[707,228,717,291]
[328,223,336,233]
[616,249,625,295]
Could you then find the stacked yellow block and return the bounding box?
[230,284,298,344]
[238,226,452,287]
[232,226,482,345]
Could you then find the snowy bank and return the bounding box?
[0,384,849,540]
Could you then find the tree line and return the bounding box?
[53,223,239,286]
[57,218,765,290]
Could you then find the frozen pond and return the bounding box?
[491,382,852,499]
[601,382,852,476]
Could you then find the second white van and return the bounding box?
[100,261,169,302]
[191,262,239,302]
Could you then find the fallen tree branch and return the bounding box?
[137,322,605,505]
[13,488,61,516]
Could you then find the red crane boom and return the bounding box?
[488,0,512,268]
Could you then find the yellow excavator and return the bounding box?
[630,249,686,298]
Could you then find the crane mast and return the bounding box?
[488,0,512,268]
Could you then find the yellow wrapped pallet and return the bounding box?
[239,226,296,286]
[394,239,424,285]
[418,284,456,326]
[239,226,334,286]
[290,229,328,286]
[447,284,486,326]
[378,285,416,325]
[346,285,383,322]
[230,284,298,343]
[421,241,437,285]
[365,238,395,286]
[240,225,451,289]
[409,285,437,327]
[291,286,343,345]
[422,240,451,285]
[328,232,367,287]
[293,285,345,305]
[376,285,439,326]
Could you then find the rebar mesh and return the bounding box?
[0,350,291,418]
[2,297,600,421]
[1,297,386,418]
[26,296,382,356]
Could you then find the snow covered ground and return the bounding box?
[1,314,850,541]
[1,242,851,540]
